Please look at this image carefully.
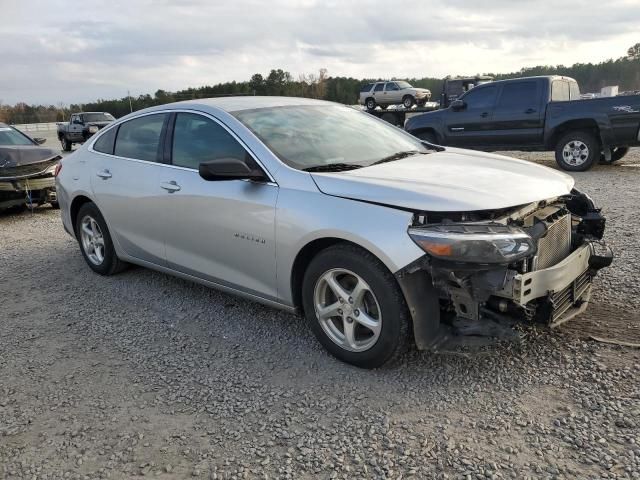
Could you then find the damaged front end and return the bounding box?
[396,190,613,349]
[0,147,61,210]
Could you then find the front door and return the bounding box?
[490,80,544,146]
[161,112,279,300]
[444,84,498,147]
[384,82,401,104]
[90,112,170,265]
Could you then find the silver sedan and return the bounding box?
[56,97,611,368]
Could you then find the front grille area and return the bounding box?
[549,270,591,325]
[536,214,572,269]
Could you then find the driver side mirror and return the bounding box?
[199,158,266,182]
[33,137,46,145]
[450,99,466,111]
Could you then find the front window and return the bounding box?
[83,112,115,123]
[233,105,430,171]
[460,85,498,109]
[0,126,34,146]
[385,82,399,91]
[172,113,249,169]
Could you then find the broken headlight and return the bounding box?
[408,224,535,264]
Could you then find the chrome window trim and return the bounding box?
[88,108,277,185]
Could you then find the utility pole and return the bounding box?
[128,90,133,113]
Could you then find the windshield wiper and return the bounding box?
[371,150,424,166]
[303,163,363,172]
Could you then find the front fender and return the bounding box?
[275,188,424,305]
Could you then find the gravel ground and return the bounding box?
[1,149,639,479]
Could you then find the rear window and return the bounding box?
[114,113,168,162]
[551,81,570,102]
[569,81,581,100]
[374,83,384,92]
[496,81,538,109]
[360,83,374,92]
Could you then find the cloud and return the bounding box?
[1,0,638,104]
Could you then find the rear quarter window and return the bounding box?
[360,83,374,92]
[93,126,118,155]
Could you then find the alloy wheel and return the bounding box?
[562,140,589,166]
[80,215,106,265]
[313,268,382,352]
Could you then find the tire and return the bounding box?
[416,130,439,144]
[61,136,72,152]
[365,98,376,111]
[554,130,599,171]
[402,95,415,109]
[600,146,629,164]
[75,202,127,275]
[301,243,411,369]
[50,201,60,209]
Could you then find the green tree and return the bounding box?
[628,43,640,60]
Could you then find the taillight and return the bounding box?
[54,163,62,177]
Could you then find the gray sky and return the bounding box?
[2,0,639,105]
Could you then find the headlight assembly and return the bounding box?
[408,224,535,264]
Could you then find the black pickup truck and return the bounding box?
[404,75,640,171]
[57,112,115,151]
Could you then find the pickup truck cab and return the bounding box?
[405,76,640,171]
[57,112,115,151]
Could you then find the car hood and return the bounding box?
[412,88,431,94]
[0,145,60,179]
[310,148,575,212]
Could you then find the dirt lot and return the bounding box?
[1,150,639,479]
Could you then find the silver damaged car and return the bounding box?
[55,97,613,368]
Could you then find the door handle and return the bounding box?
[451,127,465,132]
[160,181,181,193]
[525,108,536,114]
[96,169,112,179]
[480,112,489,118]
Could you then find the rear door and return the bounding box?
[372,83,385,105]
[90,112,170,265]
[443,85,498,147]
[490,80,543,146]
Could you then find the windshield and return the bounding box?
[396,81,412,89]
[233,105,429,171]
[84,113,115,122]
[0,127,34,146]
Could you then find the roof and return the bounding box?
[487,75,577,85]
[171,96,335,113]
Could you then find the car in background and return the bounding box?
[405,75,640,171]
[56,97,611,368]
[0,123,60,211]
[57,112,115,151]
[359,81,431,110]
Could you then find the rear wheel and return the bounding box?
[302,244,411,368]
[75,202,127,275]
[365,98,376,111]
[555,131,599,171]
[600,146,630,164]
[61,136,72,152]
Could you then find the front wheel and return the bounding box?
[402,95,415,109]
[415,130,439,144]
[75,202,127,275]
[554,131,599,171]
[302,244,411,368]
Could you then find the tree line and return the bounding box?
[2,44,639,125]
